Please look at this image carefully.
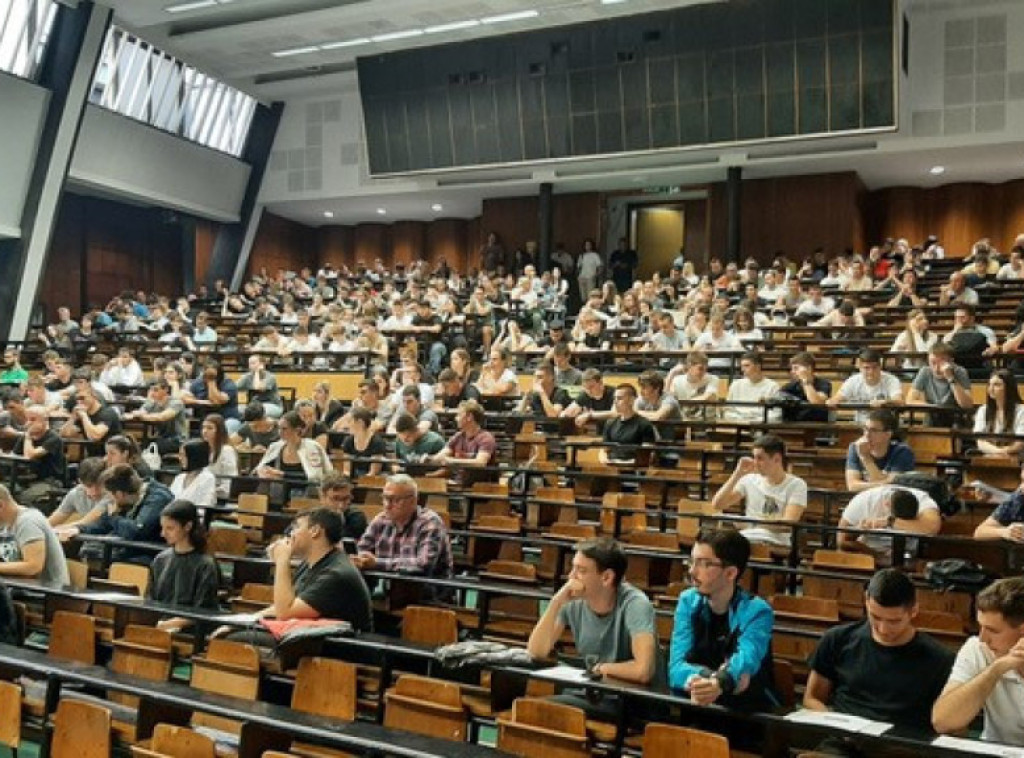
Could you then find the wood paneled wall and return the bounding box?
[41,193,185,320]
[478,192,604,268]
[863,180,1024,256]
[708,171,864,266]
[246,211,319,278]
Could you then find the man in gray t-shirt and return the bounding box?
[527,537,659,688]
[906,343,973,427]
[0,484,69,585]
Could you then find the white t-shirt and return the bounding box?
[734,472,807,546]
[724,377,780,423]
[577,251,602,279]
[947,635,1024,744]
[692,332,744,369]
[837,372,903,423]
[840,485,938,553]
[974,404,1024,436]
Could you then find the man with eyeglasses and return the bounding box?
[317,472,366,541]
[845,409,916,493]
[352,474,453,583]
[669,529,777,712]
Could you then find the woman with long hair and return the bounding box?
[974,369,1024,458]
[169,440,217,507]
[255,410,332,484]
[105,435,153,480]
[147,500,220,632]
[889,308,937,370]
[340,407,386,479]
[450,348,478,385]
[201,414,238,497]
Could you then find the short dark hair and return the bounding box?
[790,351,816,369]
[696,528,751,575]
[866,568,916,608]
[438,368,459,383]
[859,348,882,364]
[78,457,107,485]
[243,400,266,422]
[867,408,898,433]
[615,383,637,399]
[298,507,343,544]
[977,577,1024,626]
[102,464,142,495]
[890,490,919,520]
[401,384,421,401]
[740,350,762,366]
[319,471,352,493]
[575,537,628,585]
[752,433,786,463]
[638,370,664,393]
[394,412,419,434]
[956,303,977,318]
[458,399,485,426]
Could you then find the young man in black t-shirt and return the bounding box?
[804,569,954,746]
[58,384,121,457]
[600,384,657,464]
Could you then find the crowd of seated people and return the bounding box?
[0,236,1024,753]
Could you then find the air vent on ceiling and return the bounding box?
[253,60,356,84]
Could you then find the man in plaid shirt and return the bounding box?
[353,473,453,582]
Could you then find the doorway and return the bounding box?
[630,205,685,281]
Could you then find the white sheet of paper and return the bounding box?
[931,735,1024,757]
[784,709,891,735]
[215,612,261,625]
[531,664,591,684]
[88,592,143,602]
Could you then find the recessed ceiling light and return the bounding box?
[929,165,946,175]
[321,38,371,50]
[481,10,539,24]
[376,208,387,215]
[601,0,629,4]
[425,20,480,34]
[431,204,443,212]
[323,211,334,218]
[272,46,319,58]
[165,0,217,12]
[371,29,424,42]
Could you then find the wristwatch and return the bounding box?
[714,669,736,695]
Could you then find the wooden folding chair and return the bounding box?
[230,583,274,613]
[466,514,523,566]
[641,722,728,758]
[497,698,588,758]
[289,658,358,758]
[207,527,248,557]
[189,639,260,738]
[528,487,575,530]
[803,550,875,618]
[237,492,269,544]
[401,606,459,646]
[51,699,111,758]
[131,724,215,758]
[0,681,21,754]
[600,492,647,537]
[537,523,597,582]
[66,559,89,591]
[384,675,467,742]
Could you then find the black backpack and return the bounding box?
[948,329,989,369]
[892,472,963,518]
[925,559,996,593]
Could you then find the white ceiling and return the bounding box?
[95,0,1024,227]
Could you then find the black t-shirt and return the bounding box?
[441,383,482,409]
[147,548,220,609]
[294,549,372,631]
[341,434,387,479]
[809,620,954,731]
[77,404,123,456]
[602,414,657,459]
[525,387,572,416]
[13,430,65,482]
[577,385,615,412]
[778,377,832,423]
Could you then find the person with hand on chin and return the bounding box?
[527,537,660,717]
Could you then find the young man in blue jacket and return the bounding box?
[669,528,778,711]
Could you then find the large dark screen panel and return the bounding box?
[358,0,895,174]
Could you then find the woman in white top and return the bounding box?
[201,414,238,498]
[169,440,217,507]
[973,369,1024,458]
[730,308,765,344]
[475,347,519,396]
[255,410,333,483]
[889,308,937,370]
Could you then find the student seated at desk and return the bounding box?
[844,410,916,493]
[515,362,570,418]
[105,435,153,480]
[201,414,239,499]
[971,369,1024,459]
[147,500,220,633]
[352,474,453,582]
[723,352,780,424]
[670,529,777,711]
[11,404,66,510]
[827,348,904,425]
[560,368,616,428]
[933,577,1024,745]
[169,440,217,507]
[837,486,941,564]
[426,400,496,487]
[60,464,174,563]
[599,384,657,465]
[317,472,367,541]
[974,464,1024,542]
[229,400,280,452]
[527,537,659,716]
[474,347,518,396]
[48,457,109,528]
[803,569,954,750]
[0,484,69,585]
[221,508,372,644]
[255,411,332,485]
[59,383,121,457]
[711,434,807,547]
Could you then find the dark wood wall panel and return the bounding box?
[247,212,318,279]
[41,193,184,321]
[683,198,709,272]
[353,224,391,269]
[391,221,426,269]
[863,180,1024,256]
[194,220,217,286]
[318,226,354,269]
[426,219,468,273]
